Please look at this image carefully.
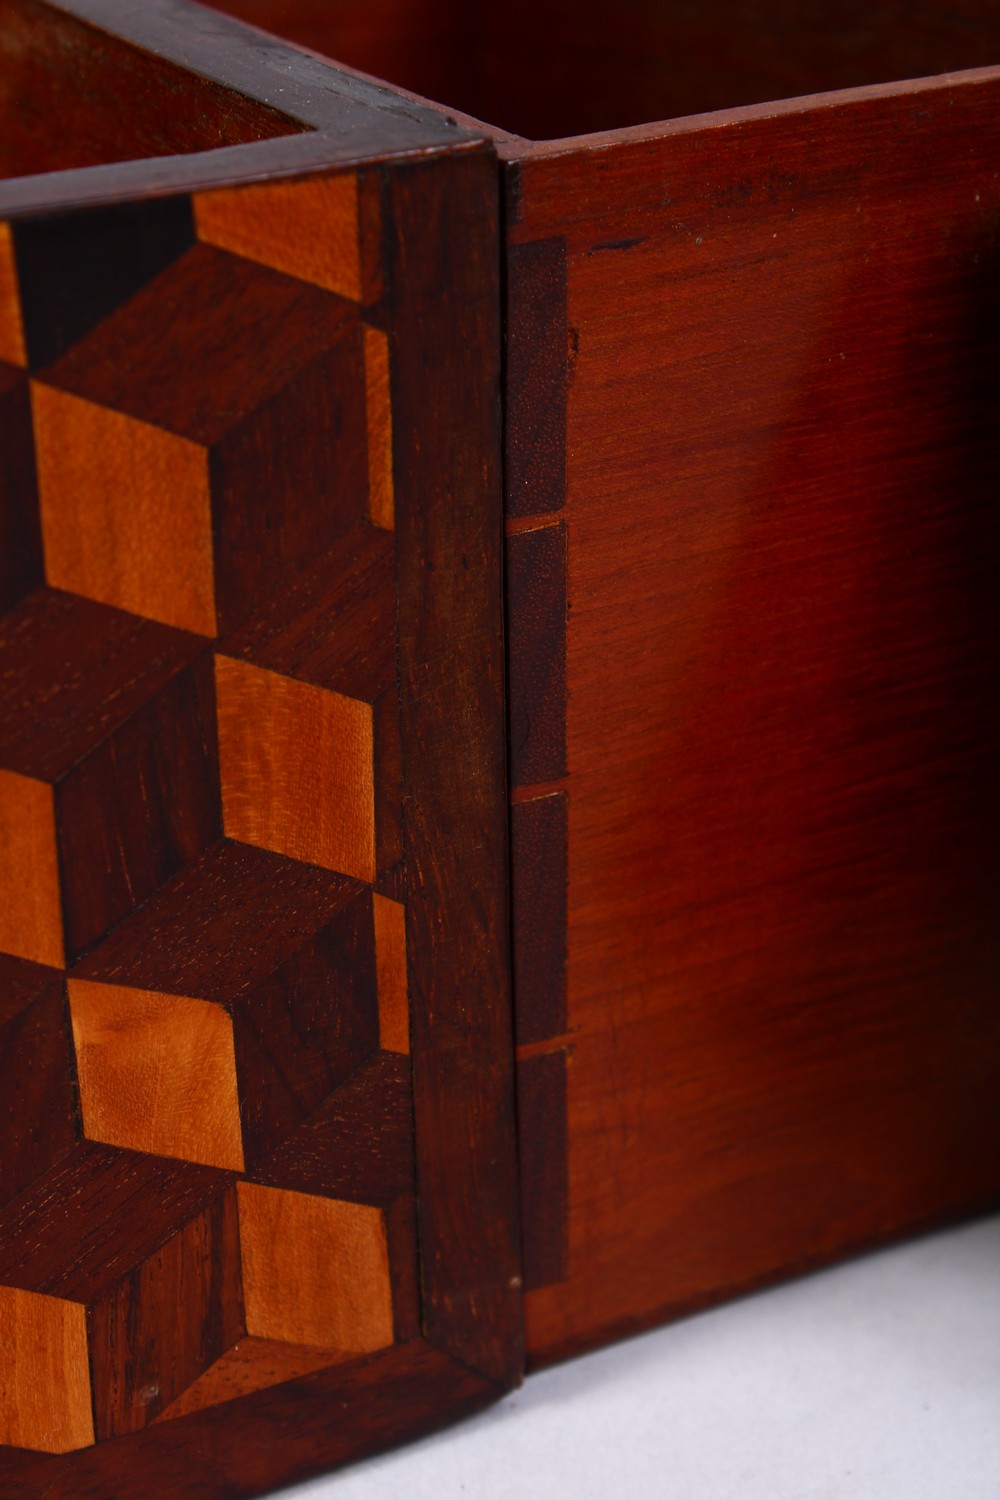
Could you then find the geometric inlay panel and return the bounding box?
[0,18,520,1484]
[0,162,418,1457]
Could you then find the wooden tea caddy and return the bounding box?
[0,1,998,1493]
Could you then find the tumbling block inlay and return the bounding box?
[0,1145,243,1446]
[0,128,515,1486]
[32,383,215,635]
[0,955,79,1210]
[31,244,367,638]
[0,590,219,963]
[156,1337,352,1422]
[247,1054,415,1210]
[0,224,26,368]
[216,655,376,882]
[0,1288,93,1454]
[237,1182,393,1353]
[69,979,245,1171]
[88,1190,243,1440]
[194,173,361,300]
[0,769,62,969]
[72,842,380,1165]
[374,893,409,1055]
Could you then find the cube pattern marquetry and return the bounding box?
[0,167,420,1457]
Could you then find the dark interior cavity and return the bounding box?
[204,0,1000,139]
[0,0,303,181]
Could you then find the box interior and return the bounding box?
[205,0,1000,139]
[0,0,304,181]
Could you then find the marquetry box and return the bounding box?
[1,2,998,1495]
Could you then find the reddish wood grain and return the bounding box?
[0,589,204,783]
[153,1338,354,1422]
[0,1145,243,1439]
[248,1053,414,1208]
[385,1193,422,1343]
[0,1144,236,1305]
[6,1,1000,1470]
[34,242,366,636]
[55,653,222,963]
[0,769,62,968]
[195,174,361,300]
[33,383,216,635]
[510,71,1000,1363]
[0,956,79,1210]
[215,654,376,882]
[374,893,410,1054]
[0,1289,93,1454]
[88,1189,244,1439]
[364,324,395,529]
[218,519,396,703]
[0,592,219,964]
[236,1183,394,1352]
[69,980,246,1172]
[387,150,523,1387]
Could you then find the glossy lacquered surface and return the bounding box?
[507,72,1000,1362]
[0,5,519,1494]
[1,1,999,1491]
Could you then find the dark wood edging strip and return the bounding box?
[50,0,474,136]
[506,521,567,787]
[0,0,485,218]
[504,238,567,517]
[388,149,524,1388]
[0,124,524,1493]
[503,494,571,1293]
[502,217,572,1296]
[511,792,567,1045]
[0,1341,497,1499]
[517,1051,569,1291]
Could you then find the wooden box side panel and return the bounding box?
[506,70,1000,1365]
[0,142,520,1497]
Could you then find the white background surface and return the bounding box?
[284,1213,1000,1500]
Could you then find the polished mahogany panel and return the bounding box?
[510,71,1000,1363]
